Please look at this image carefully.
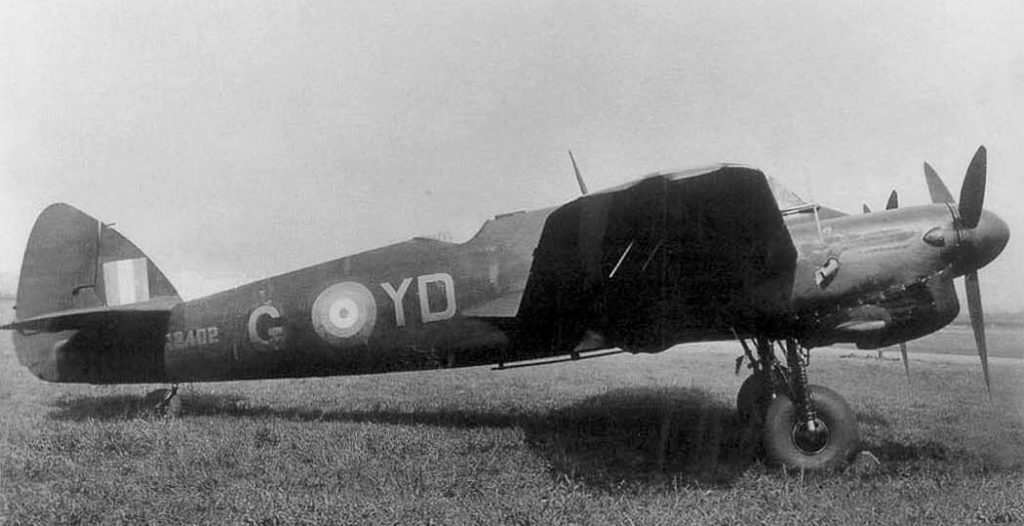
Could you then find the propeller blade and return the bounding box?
[958,146,987,229]
[924,162,955,204]
[964,271,992,396]
[886,190,899,210]
[862,203,872,214]
[899,342,910,380]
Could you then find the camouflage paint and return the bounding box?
[5,165,1009,384]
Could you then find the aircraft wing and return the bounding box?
[1,296,180,332]
[514,164,798,352]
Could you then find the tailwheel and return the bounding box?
[144,386,181,418]
[763,385,859,471]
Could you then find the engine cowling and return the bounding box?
[802,274,959,349]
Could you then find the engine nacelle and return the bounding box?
[803,276,959,349]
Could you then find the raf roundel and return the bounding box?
[311,282,377,344]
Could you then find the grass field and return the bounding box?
[888,320,1024,360]
[2,306,1023,524]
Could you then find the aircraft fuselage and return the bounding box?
[12,166,1008,385]
[151,201,1005,383]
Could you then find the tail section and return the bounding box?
[11,204,180,382]
[16,203,179,318]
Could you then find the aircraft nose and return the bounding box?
[967,210,1010,270]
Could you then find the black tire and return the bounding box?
[736,370,781,424]
[763,385,859,471]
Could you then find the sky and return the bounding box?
[1,1,1022,312]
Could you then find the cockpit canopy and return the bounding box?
[765,172,847,221]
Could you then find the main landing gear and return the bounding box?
[737,337,859,471]
[144,384,182,417]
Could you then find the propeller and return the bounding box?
[922,146,1002,395]
[958,146,987,229]
[886,190,899,210]
[886,189,909,380]
[964,271,991,395]
[861,190,899,214]
[859,187,912,377]
[924,162,955,203]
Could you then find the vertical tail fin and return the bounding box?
[12,203,179,381]
[15,203,179,319]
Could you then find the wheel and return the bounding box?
[144,388,182,418]
[763,385,859,471]
[736,369,782,424]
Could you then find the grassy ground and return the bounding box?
[885,321,1024,360]
[2,327,1023,525]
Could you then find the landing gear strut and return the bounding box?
[737,337,859,471]
[736,336,787,424]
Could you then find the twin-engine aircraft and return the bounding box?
[3,146,1008,471]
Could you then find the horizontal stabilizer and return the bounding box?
[1,296,180,333]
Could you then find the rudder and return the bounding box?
[12,203,180,382]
